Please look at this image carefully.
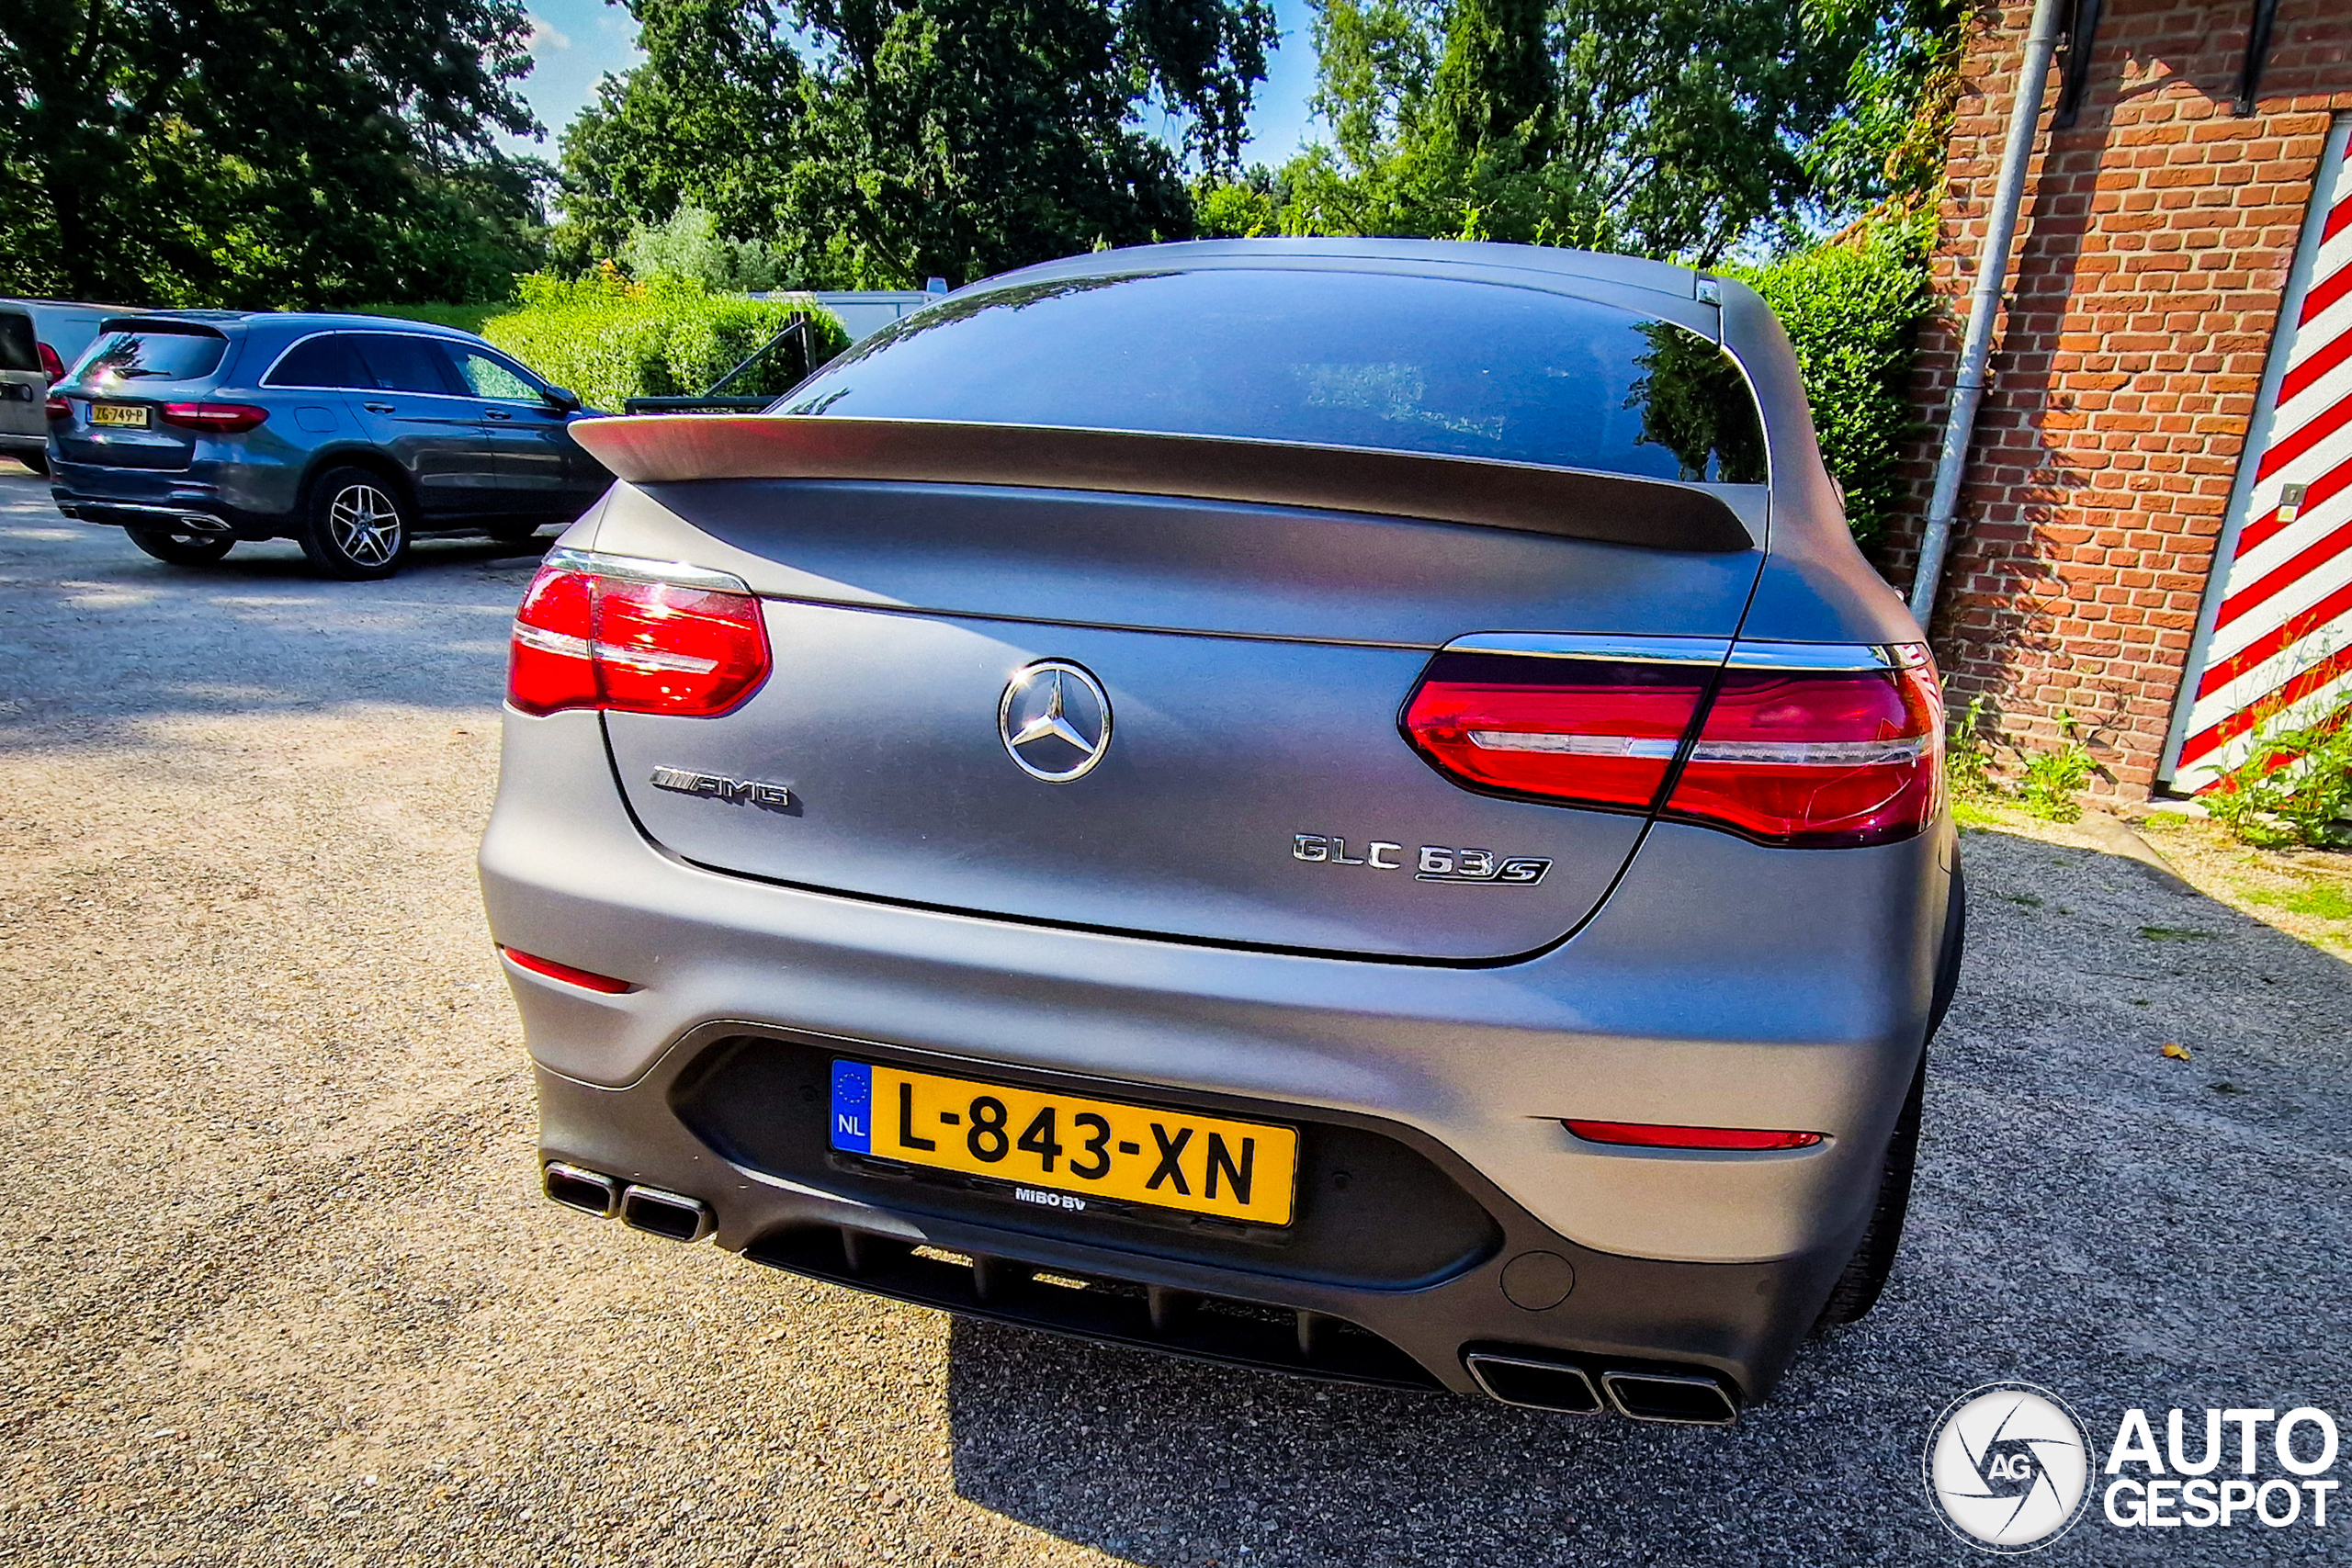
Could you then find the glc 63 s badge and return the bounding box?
[1292,834,1551,886]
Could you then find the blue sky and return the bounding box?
[503,1,1324,172]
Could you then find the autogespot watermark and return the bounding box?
[1924,1382,2342,1551]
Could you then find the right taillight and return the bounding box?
[1662,651,1942,848]
[509,548,771,718]
[1402,639,1942,848]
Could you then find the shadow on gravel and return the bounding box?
[0,473,553,742]
[939,831,2351,1568]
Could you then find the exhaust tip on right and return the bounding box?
[1600,1369,1740,1426]
[619,1184,714,1243]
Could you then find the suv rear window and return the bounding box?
[265,333,370,389]
[778,268,1768,485]
[0,312,36,374]
[72,322,230,384]
[352,333,461,394]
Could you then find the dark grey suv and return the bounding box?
[46,312,608,578]
[483,241,1963,1425]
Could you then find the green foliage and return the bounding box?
[1193,168,1284,238]
[1946,698,2107,823]
[1945,694,1996,801]
[0,1,548,307]
[2205,703,2352,849]
[621,207,788,291]
[1276,0,1962,263]
[471,273,849,412]
[2015,713,2098,823]
[2248,880,2352,922]
[349,303,511,336]
[557,0,1275,289]
[1731,217,1935,547]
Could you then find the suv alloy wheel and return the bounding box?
[303,466,411,580]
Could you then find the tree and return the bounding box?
[1275,0,1960,262]
[0,1,548,305]
[557,0,1276,289]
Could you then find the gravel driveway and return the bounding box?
[3,469,2346,1567]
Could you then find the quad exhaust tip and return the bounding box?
[541,1163,714,1243]
[619,1183,715,1243]
[1600,1368,1739,1426]
[1464,1348,1737,1425]
[543,1161,618,1218]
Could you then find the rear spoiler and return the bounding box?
[571,415,1758,554]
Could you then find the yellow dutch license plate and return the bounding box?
[830,1059,1298,1226]
[91,402,150,428]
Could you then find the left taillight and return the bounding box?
[158,401,268,434]
[45,394,70,421]
[1402,639,1943,849]
[509,547,771,718]
[38,343,63,382]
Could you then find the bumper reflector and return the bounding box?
[499,946,636,994]
[1563,1121,1823,1151]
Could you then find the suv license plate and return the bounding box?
[91,402,150,428]
[829,1059,1298,1225]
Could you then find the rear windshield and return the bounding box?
[72,323,229,385]
[0,312,36,373]
[778,269,1768,485]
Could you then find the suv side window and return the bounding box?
[445,345,544,402]
[264,334,370,389]
[353,333,461,395]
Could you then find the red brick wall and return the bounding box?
[1883,0,2352,797]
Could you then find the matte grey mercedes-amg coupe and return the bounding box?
[480,240,1962,1425]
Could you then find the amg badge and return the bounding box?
[1293,835,1550,886]
[650,766,793,809]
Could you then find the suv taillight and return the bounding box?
[509,548,771,718]
[1402,641,1942,848]
[38,343,63,382]
[159,401,268,434]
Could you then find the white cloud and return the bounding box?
[525,13,572,52]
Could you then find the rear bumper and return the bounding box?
[50,452,298,535]
[534,1032,1849,1407]
[482,706,1954,1402]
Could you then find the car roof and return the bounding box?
[89,309,488,343]
[975,238,1708,304]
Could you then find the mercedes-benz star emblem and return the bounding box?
[999,660,1113,783]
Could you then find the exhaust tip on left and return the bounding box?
[543,1161,619,1217]
[1464,1351,1605,1415]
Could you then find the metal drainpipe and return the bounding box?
[1908,0,2070,626]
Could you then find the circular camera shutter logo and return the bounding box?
[1923,1382,2092,1552]
[999,660,1113,783]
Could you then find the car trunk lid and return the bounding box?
[574,453,1765,963]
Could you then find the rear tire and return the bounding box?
[127,526,234,567]
[301,467,410,580]
[17,450,48,476]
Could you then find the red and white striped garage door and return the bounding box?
[2166,116,2352,791]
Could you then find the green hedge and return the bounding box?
[1734,219,1936,549]
[480,274,849,412]
[359,275,849,412]
[349,302,505,336]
